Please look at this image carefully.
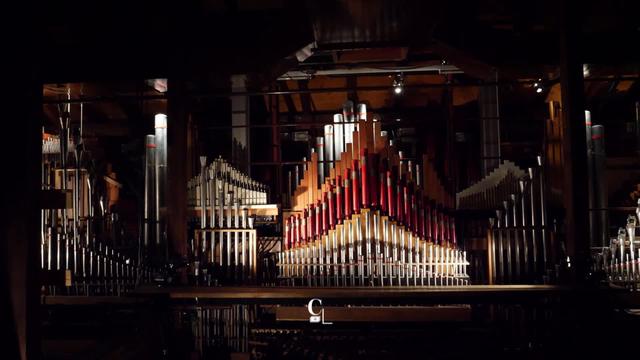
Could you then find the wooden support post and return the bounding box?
[559,0,589,283]
[167,78,189,263]
[3,68,41,359]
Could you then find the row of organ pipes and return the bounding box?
[184,157,267,285]
[41,106,148,296]
[594,202,640,288]
[279,101,469,286]
[458,157,558,284]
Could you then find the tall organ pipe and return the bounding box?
[585,110,597,247]
[323,124,334,173]
[343,101,355,146]
[154,114,168,249]
[316,137,325,185]
[144,135,156,247]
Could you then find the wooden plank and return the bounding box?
[275,305,471,322]
[167,79,189,259]
[134,285,573,302]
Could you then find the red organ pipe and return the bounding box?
[396,178,403,224]
[379,163,387,214]
[321,193,328,235]
[441,211,447,246]
[315,200,321,237]
[309,204,315,239]
[328,188,335,230]
[352,160,360,214]
[291,215,296,247]
[411,193,417,234]
[425,203,432,242]
[387,171,394,219]
[431,205,439,245]
[419,197,425,239]
[450,216,457,246]
[360,149,369,207]
[301,209,308,244]
[404,184,410,230]
[296,214,301,246]
[369,153,378,207]
[284,217,290,250]
[336,175,343,222]
[344,169,352,218]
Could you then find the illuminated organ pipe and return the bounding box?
[343,101,355,148]
[187,156,266,285]
[278,104,468,287]
[323,124,334,173]
[154,114,168,251]
[316,137,325,186]
[144,135,156,247]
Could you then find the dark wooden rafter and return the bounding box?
[278,81,297,118]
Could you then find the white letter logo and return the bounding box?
[307,298,332,324]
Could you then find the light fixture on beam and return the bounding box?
[533,78,544,94]
[392,73,404,95]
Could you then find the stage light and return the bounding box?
[392,73,404,95]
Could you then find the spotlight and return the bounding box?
[392,73,404,95]
[533,79,544,94]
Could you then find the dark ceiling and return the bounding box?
[38,0,640,85]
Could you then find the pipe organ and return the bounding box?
[457,157,561,285]
[278,102,470,287]
[186,156,269,285]
[41,126,145,296]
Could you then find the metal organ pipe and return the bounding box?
[585,110,597,248]
[154,113,168,249]
[144,135,156,247]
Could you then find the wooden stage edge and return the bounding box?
[43,285,639,305]
[134,284,572,300]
